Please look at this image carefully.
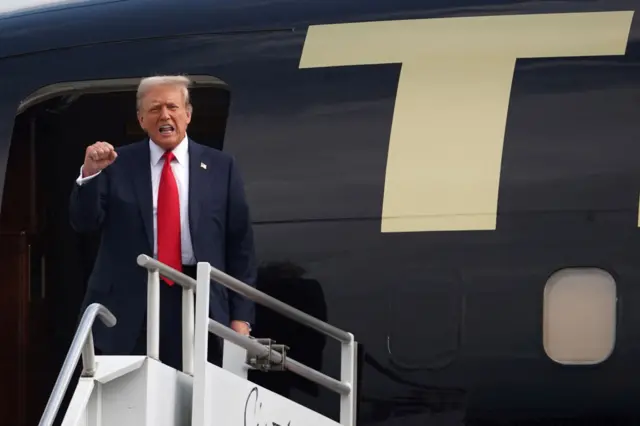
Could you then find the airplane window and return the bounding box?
[542,268,617,365]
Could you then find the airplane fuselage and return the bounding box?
[0,0,639,425]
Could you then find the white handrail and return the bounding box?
[136,254,352,342]
[207,264,353,343]
[194,261,357,426]
[135,254,358,426]
[38,303,116,426]
[139,258,197,375]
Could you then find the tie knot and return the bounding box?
[163,151,175,162]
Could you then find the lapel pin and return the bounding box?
[200,162,207,170]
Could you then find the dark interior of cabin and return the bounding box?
[0,86,230,426]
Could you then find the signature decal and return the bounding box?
[244,386,292,426]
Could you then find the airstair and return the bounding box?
[37,255,357,426]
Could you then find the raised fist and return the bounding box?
[83,141,117,177]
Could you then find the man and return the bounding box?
[69,75,256,370]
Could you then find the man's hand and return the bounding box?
[83,141,117,177]
[230,320,251,336]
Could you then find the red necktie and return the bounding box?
[157,151,182,285]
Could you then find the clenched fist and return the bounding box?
[83,141,118,177]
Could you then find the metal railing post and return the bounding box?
[80,332,97,377]
[192,262,211,426]
[138,255,199,375]
[340,336,357,426]
[146,268,160,360]
[38,303,116,426]
[182,286,195,375]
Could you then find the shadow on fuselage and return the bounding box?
[248,261,328,398]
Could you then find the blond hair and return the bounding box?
[136,75,192,111]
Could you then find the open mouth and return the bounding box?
[159,124,175,135]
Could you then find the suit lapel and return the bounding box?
[132,140,154,252]
[188,138,203,246]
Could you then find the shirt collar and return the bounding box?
[149,134,189,166]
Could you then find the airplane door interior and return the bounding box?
[0,108,47,426]
[0,93,141,426]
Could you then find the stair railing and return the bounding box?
[38,303,116,426]
[141,258,197,374]
[136,255,358,426]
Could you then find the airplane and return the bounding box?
[0,0,638,425]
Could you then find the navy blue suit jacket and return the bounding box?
[69,138,257,355]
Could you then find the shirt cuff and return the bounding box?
[76,165,101,185]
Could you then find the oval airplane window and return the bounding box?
[543,268,617,365]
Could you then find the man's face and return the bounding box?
[137,84,192,150]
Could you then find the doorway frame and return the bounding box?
[17,74,228,115]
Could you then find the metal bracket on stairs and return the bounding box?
[246,338,289,372]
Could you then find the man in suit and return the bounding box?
[69,75,256,370]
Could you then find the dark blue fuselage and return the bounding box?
[1,1,640,425]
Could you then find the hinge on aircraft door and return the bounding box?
[246,338,289,372]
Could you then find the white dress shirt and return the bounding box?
[76,136,196,265]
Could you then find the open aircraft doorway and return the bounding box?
[0,76,230,426]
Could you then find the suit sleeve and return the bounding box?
[225,156,257,324]
[69,166,109,233]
